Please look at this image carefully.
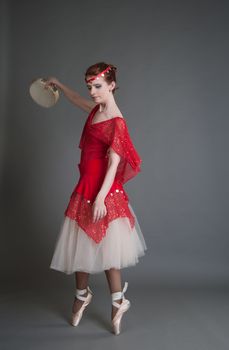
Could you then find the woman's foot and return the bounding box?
[71,286,93,327]
[111,282,131,335]
[111,299,122,319]
[72,290,88,314]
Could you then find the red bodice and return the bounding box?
[64,104,142,243]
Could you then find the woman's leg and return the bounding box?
[105,268,123,319]
[72,271,90,313]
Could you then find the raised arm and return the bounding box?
[44,77,97,113]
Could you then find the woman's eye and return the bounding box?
[87,85,101,90]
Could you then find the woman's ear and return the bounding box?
[111,81,116,92]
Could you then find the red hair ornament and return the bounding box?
[85,66,112,83]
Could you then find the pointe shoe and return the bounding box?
[71,286,93,327]
[111,281,131,335]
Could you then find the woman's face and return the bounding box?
[86,76,115,103]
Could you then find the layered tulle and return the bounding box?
[50,203,147,275]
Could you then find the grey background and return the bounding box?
[1,0,229,349]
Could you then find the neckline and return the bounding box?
[91,116,124,126]
[90,104,124,126]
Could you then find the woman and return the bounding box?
[47,62,147,335]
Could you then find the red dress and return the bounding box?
[50,104,147,275]
[64,104,142,243]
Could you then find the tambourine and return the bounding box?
[29,78,60,108]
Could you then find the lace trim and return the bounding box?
[64,189,135,243]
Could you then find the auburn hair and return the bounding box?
[84,62,119,94]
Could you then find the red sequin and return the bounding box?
[64,104,142,243]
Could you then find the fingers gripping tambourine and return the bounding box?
[29,78,60,108]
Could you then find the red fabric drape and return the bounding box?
[64,104,142,243]
[79,104,142,184]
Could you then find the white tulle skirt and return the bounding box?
[50,203,147,274]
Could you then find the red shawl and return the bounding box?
[79,104,142,184]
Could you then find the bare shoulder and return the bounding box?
[113,111,124,120]
[114,115,125,122]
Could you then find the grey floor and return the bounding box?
[1,278,229,350]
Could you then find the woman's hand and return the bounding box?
[44,77,62,90]
[92,195,107,223]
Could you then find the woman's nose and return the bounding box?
[90,87,96,96]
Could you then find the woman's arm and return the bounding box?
[92,148,121,223]
[44,77,96,113]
